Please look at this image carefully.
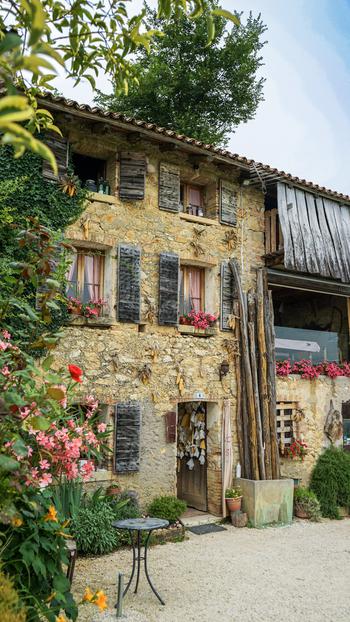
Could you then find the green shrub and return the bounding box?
[72,501,118,555]
[147,496,187,523]
[310,447,350,518]
[294,487,321,521]
[49,479,83,521]
[106,490,141,546]
[0,569,26,622]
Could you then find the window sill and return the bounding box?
[178,325,217,337]
[67,316,114,328]
[87,191,116,205]
[179,213,216,226]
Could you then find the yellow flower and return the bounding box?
[55,615,68,622]
[46,592,56,603]
[11,517,23,528]
[94,590,108,611]
[82,587,94,603]
[44,505,58,522]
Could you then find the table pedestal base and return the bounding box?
[116,529,165,607]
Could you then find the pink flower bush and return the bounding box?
[276,359,350,380]
[180,310,218,329]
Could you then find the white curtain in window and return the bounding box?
[84,255,100,301]
[189,269,201,312]
[66,253,77,296]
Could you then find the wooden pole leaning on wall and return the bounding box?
[266,284,280,479]
[256,270,272,479]
[229,259,259,480]
[247,291,266,480]
[233,299,245,475]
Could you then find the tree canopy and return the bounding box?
[95,3,267,146]
[0,0,238,169]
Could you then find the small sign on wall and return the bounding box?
[165,411,176,443]
[194,391,205,400]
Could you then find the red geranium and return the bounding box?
[68,364,83,383]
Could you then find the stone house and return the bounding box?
[40,94,350,514]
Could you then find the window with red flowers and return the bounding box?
[276,401,300,456]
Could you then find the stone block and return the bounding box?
[236,477,294,528]
[230,510,248,528]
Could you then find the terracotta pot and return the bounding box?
[294,505,309,519]
[106,485,121,496]
[226,496,242,512]
[69,306,82,315]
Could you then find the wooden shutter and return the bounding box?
[119,153,146,201]
[159,163,180,212]
[117,244,141,323]
[42,133,69,181]
[114,402,141,472]
[220,180,237,226]
[220,261,236,330]
[159,252,179,325]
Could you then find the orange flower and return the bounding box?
[11,516,23,528]
[83,587,94,603]
[55,615,68,622]
[44,505,58,522]
[94,590,108,611]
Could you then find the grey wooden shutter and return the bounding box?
[117,244,141,323]
[114,402,141,472]
[159,252,179,325]
[159,163,180,212]
[119,153,146,200]
[42,132,69,181]
[220,180,237,226]
[220,261,236,330]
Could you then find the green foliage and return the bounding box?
[225,486,242,498]
[71,498,118,556]
[294,487,321,522]
[1,488,78,622]
[0,568,26,622]
[49,480,83,521]
[107,491,142,546]
[95,3,266,145]
[0,147,86,350]
[147,496,187,523]
[0,0,237,163]
[310,448,350,518]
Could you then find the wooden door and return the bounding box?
[177,403,207,512]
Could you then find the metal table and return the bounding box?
[112,517,169,606]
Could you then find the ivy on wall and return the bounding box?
[0,146,87,349]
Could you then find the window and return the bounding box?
[180,183,204,217]
[272,288,349,364]
[67,249,104,303]
[343,402,350,452]
[276,401,300,456]
[72,152,109,193]
[179,266,205,315]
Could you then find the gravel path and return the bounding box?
[74,519,350,622]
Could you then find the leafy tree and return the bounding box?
[0,0,238,168]
[95,3,266,145]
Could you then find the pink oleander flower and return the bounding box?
[1,365,10,377]
[0,341,9,351]
[39,459,50,470]
[19,406,31,419]
[39,472,53,487]
[80,460,95,481]
[2,330,11,340]
[97,422,107,433]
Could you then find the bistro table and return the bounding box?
[112,517,169,606]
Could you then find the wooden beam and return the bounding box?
[267,269,350,297]
[256,270,272,479]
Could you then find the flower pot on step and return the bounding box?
[294,505,309,519]
[226,496,242,513]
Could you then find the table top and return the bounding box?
[112,518,169,531]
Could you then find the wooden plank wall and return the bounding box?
[277,182,350,283]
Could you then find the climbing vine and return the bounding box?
[0,146,87,349]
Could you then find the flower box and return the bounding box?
[178,325,216,337]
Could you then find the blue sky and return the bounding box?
[53,0,350,195]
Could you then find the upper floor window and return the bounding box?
[180,183,204,217]
[72,152,111,194]
[67,249,105,303]
[179,266,205,315]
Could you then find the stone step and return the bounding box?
[180,511,222,528]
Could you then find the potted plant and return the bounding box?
[106,483,122,497]
[294,487,321,521]
[225,486,243,512]
[67,296,82,315]
[81,298,107,318]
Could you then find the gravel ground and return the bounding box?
[74,519,350,622]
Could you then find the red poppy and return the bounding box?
[68,364,83,383]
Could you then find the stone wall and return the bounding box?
[52,122,266,514]
[277,375,350,484]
